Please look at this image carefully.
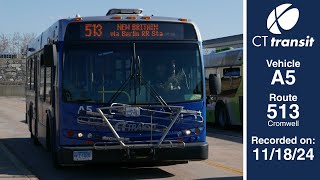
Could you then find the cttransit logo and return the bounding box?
[252,3,315,48]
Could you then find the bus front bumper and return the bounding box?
[57,142,208,164]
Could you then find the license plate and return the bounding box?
[125,107,140,117]
[73,150,92,161]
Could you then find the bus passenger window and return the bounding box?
[34,58,38,90]
[26,58,30,89]
[40,66,45,100]
[45,67,52,103]
[31,58,34,90]
[223,67,240,77]
[221,67,241,96]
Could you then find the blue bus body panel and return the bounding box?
[58,100,206,146]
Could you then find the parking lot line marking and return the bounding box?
[204,160,243,176]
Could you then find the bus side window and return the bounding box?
[45,66,52,103]
[35,57,38,90]
[40,65,45,101]
[30,57,34,90]
[223,67,240,77]
[26,58,30,89]
[221,67,241,95]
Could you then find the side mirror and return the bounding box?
[209,74,221,95]
[43,44,56,67]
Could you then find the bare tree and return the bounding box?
[9,32,22,54]
[0,32,36,56]
[0,33,9,54]
[20,33,37,56]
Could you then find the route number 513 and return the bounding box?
[267,104,299,119]
[85,24,103,37]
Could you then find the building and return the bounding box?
[0,54,18,59]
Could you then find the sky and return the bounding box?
[0,0,242,40]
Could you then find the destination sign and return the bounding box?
[65,22,197,41]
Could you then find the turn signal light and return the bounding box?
[179,18,188,22]
[113,15,122,19]
[67,130,74,137]
[86,141,94,145]
[127,16,137,20]
[73,17,82,21]
[142,16,151,20]
[194,128,200,135]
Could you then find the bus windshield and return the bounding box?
[63,43,203,104]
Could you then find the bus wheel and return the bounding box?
[49,120,62,169]
[25,112,27,124]
[216,104,230,129]
[28,108,32,134]
[32,131,40,145]
[29,109,40,145]
[51,143,62,169]
[45,119,51,152]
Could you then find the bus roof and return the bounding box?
[204,48,243,68]
[27,9,200,57]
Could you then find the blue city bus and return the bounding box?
[26,9,208,167]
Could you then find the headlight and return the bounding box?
[87,133,93,138]
[77,132,83,138]
[184,129,191,135]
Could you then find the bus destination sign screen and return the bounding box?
[65,22,197,41]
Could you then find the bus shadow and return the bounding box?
[19,120,27,124]
[206,126,243,144]
[197,176,243,180]
[2,137,175,180]
[0,142,35,179]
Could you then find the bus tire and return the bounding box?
[52,149,62,169]
[45,117,51,152]
[215,103,230,129]
[25,112,27,124]
[29,107,40,145]
[32,130,40,145]
[49,118,62,169]
[28,108,32,133]
[52,150,62,169]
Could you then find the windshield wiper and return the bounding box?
[138,73,172,111]
[108,57,135,104]
[134,55,170,109]
[108,55,169,108]
[137,56,142,95]
[107,44,171,111]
